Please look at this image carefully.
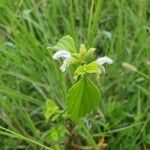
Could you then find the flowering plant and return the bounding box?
[48,35,113,121]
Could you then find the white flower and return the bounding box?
[96,56,113,65]
[96,56,113,73]
[52,50,72,72]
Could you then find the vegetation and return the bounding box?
[0,0,150,149]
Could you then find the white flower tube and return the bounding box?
[52,50,72,72]
[96,56,113,65]
[96,56,113,73]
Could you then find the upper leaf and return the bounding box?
[85,47,96,58]
[67,76,101,121]
[53,35,76,53]
[79,44,87,56]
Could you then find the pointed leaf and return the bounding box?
[54,35,76,53]
[67,76,101,121]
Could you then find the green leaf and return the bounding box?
[67,76,101,121]
[73,65,86,80]
[79,44,87,56]
[53,35,76,53]
[85,47,96,58]
[73,61,99,80]
[85,61,100,73]
[44,99,59,121]
[41,124,66,150]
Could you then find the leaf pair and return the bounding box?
[73,61,100,80]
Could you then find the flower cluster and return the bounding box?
[52,43,113,79]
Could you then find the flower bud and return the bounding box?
[122,62,137,72]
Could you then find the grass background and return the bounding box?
[0,0,150,149]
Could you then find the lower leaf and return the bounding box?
[67,76,101,121]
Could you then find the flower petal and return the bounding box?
[100,66,105,73]
[52,50,71,60]
[96,56,113,65]
[60,57,72,72]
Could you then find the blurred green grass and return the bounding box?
[0,0,150,149]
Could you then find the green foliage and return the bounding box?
[67,76,101,121]
[74,61,99,80]
[51,35,76,53]
[44,99,59,121]
[41,124,66,150]
[72,44,96,63]
[0,0,150,149]
[145,134,150,144]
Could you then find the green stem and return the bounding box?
[90,0,103,46]
[137,71,150,80]
[69,0,77,45]
[87,0,95,46]
[0,126,52,150]
[80,121,98,150]
[87,0,103,47]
